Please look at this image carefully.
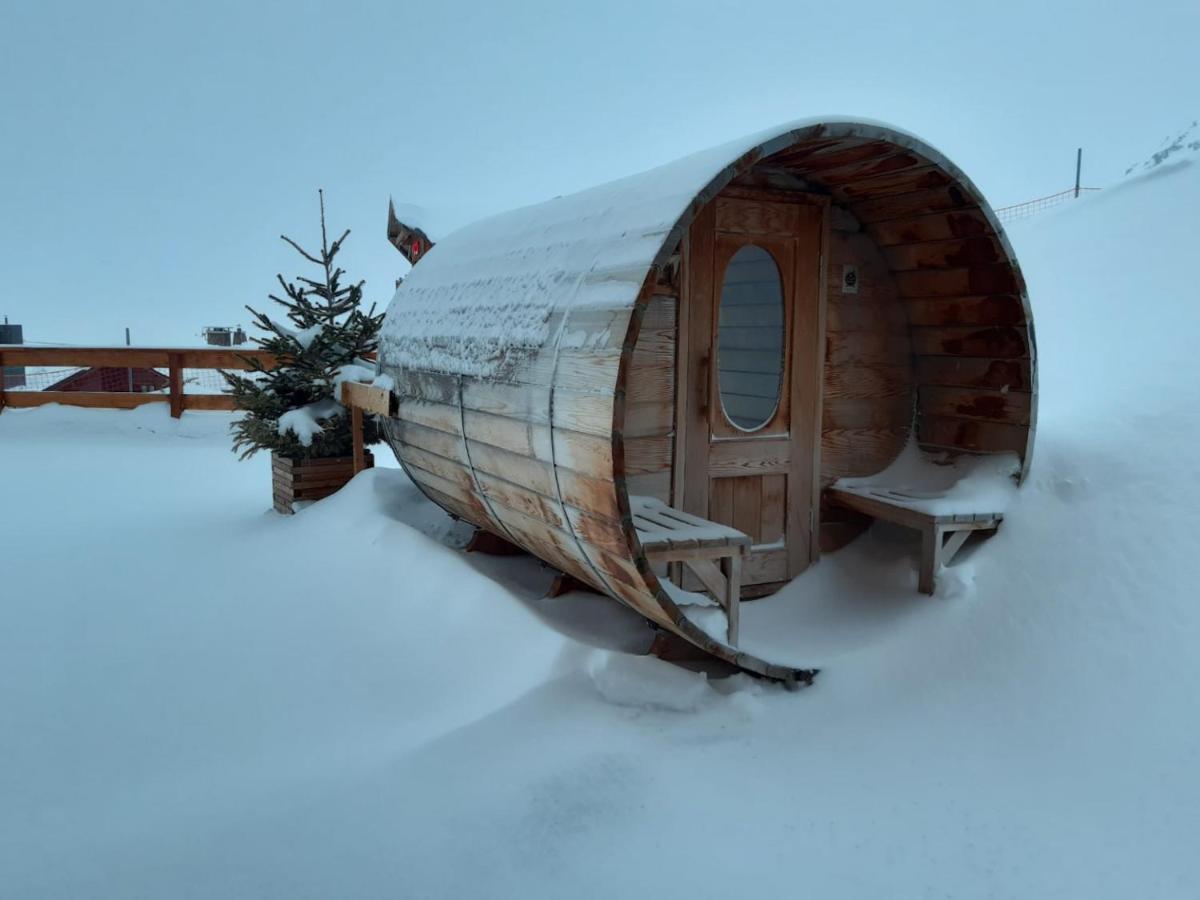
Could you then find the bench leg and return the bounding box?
[941,529,972,567]
[721,552,741,646]
[919,525,943,595]
[920,525,985,594]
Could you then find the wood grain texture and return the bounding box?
[2,391,166,410]
[710,477,734,528]
[894,265,1019,298]
[919,385,1032,426]
[883,236,1003,271]
[371,124,1038,678]
[851,185,978,224]
[869,208,995,247]
[915,356,1033,392]
[790,197,828,570]
[760,474,785,544]
[732,476,762,542]
[806,149,924,184]
[906,295,1027,326]
[833,165,955,201]
[620,293,676,504]
[911,325,1030,358]
[682,203,716,519]
[918,414,1029,455]
[0,346,278,370]
[715,197,801,234]
[709,438,791,476]
[820,228,913,489]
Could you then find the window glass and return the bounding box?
[717,245,784,430]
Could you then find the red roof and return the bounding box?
[46,367,170,393]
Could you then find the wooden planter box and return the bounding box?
[272,450,374,515]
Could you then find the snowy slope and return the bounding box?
[2,150,1200,898]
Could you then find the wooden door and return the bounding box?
[678,192,826,589]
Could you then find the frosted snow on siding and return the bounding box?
[381,117,920,379]
[380,167,692,378]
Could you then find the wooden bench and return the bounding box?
[827,485,1003,595]
[630,496,750,645]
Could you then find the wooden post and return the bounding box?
[125,327,133,393]
[351,405,365,474]
[919,525,942,595]
[167,352,183,418]
[722,550,742,646]
[1074,148,1082,199]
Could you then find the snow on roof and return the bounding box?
[380,117,952,379]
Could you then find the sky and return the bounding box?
[1,0,1196,346]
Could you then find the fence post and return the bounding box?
[1074,148,1082,199]
[168,352,183,418]
[351,405,365,474]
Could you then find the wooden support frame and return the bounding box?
[465,527,526,556]
[0,345,280,418]
[341,380,392,475]
[167,352,184,418]
[828,485,1002,595]
[917,521,996,594]
[632,495,750,645]
[644,543,747,645]
[678,190,828,595]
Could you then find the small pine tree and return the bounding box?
[224,191,384,460]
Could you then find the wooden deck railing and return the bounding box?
[0,346,279,417]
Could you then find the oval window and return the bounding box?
[717,245,785,431]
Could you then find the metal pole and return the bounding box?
[1074,148,1082,199]
[126,327,133,393]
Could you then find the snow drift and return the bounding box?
[2,141,1199,898]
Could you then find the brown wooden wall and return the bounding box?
[379,302,682,634]
[623,295,676,504]
[821,224,914,486]
[379,122,1033,679]
[758,138,1034,466]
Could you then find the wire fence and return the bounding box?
[5,366,237,393]
[994,187,1101,224]
[0,346,282,418]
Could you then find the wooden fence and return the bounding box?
[0,346,278,417]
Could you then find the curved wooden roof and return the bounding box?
[380,118,1035,680]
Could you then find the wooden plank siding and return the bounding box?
[775,142,1035,469]
[378,296,640,605]
[369,122,1032,682]
[384,290,661,611]
[622,294,677,503]
[820,228,913,489]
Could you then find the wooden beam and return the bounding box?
[464,527,526,556]
[181,394,237,411]
[722,551,742,645]
[544,572,601,598]
[1,391,166,410]
[342,380,391,416]
[351,405,365,474]
[0,345,277,370]
[168,352,183,418]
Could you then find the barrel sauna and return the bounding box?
[378,118,1036,681]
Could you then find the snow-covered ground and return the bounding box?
[3,153,1200,898]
